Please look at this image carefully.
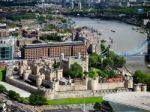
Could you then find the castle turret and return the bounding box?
[36,73,44,87]
[23,71,30,81]
[124,76,133,89]
[88,77,99,91]
[141,84,147,92]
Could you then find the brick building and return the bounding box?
[0,29,9,37]
[21,41,87,59]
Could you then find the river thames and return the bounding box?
[71,17,150,73]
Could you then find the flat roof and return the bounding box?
[0,81,31,97]
[24,41,85,49]
[104,92,150,111]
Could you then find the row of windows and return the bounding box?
[23,46,86,59]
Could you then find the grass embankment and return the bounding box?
[47,97,103,105]
[0,68,6,81]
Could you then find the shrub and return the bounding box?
[0,84,7,93]
[29,94,47,105]
[8,90,20,101]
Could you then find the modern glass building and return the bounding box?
[0,37,16,60]
[104,92,150,112]
[0,45,12,60]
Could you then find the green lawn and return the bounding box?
[0,69,6,81]
[47,97,103,105]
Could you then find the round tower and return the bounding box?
[36,74,43,87]
[23,71,29,81]
[141,84,147,92]
[134,84,141,92]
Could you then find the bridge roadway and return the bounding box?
[114,39,150,56]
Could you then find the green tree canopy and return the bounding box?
[29,94,47,105]
[67,62,83,78]
[53,60,60,69]
[134,70,150,91]
[93,102,101,110]
[89,53,102,68]
[88,68,100,79]
[0,84,7,93]
[106,51,126,68]
[103,58,114,67]
[8,90,20,101]
[113,55,126,67]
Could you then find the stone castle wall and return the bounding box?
[6,77,38,93]
[88,78,125,91]
[6,76,129,99]
[56,85,87,92]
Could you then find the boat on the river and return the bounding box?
[111,30,116,32]
[140,31,144,34]
[132,27,139,30]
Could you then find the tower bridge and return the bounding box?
[101,39,150,57]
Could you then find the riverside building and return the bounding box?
[21,41,87,59]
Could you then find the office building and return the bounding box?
[0,36,16,60]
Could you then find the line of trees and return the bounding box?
[0,84,47,105]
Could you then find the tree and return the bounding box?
[67,63,83,78]
[0,84,7,93]
[53,60,60,69]
[8,90,20,101]
[114,56,126,67]
[101,43,106,52]
[106,51,116,58]
[47,24,56,30]
[106,51,126,68]
[89,53,101,68]
[29,94,47,105]
[103,58,114,67]
[37,16,46,24]
[40,34,62,41]
[93,102,101,110]
[134,70,150,91]
[88,68,100,79]
[103,69,115,78]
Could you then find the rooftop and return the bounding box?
[24,41,84,49]
[104,92,150,111]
